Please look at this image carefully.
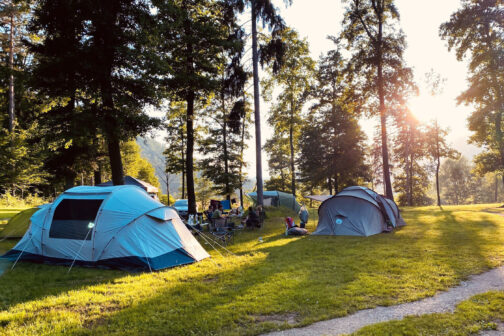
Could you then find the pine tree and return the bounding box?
[154,0,244,214]
[298,47,369,194]
[229,0,290,206]
[29,0,160,188]
[164,102,187,199]
[393,110,430,206]
[340,0,415,199]
[262,27,315,196]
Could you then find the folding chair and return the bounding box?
[210,217,234,245]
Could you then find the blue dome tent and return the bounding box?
[3,186,209,271]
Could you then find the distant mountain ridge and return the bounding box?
[136,136,181,195]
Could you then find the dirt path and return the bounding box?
[264,266,504,336]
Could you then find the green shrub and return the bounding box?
[0,191,47,209]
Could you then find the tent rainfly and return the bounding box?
[248,190,301,212]
[313,186,405,237]
[98,175,159,199]
[3,186,209,271]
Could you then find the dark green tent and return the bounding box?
[248,191,301,212]
[0,207,38,239]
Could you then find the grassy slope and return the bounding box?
[0,205,504,335]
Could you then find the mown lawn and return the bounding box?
[1,204,504,335]
[352,291,504,335]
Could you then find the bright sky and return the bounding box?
[150,0,480,181]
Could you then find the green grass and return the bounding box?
[351,291,504,335]
[1,204,504,335]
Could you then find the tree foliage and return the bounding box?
[262,27,315,196]
[440,0,504,182]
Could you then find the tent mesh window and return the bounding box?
[49,199,103,240]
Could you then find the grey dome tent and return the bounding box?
[313,186,405,237]
[3,186,209,271]
[248,190,301,212]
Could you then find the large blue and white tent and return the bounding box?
[3,186,209,271]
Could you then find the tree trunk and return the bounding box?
[186,91,196,214]
[405,133,412,206]
[289,121,296,197]
[376,9,393,200]
[251,0,264,206]
[94,168,102,186]
[222,91,231,201]
[101,83,124,185]
[494,174,498,203]
[436,156,441,207]
[435,121,442,207]
[64,172,76,190]
[334,175,339,194]
[239,96,246,207]
[8,13,15,132]
[181,127,186,199]
[166,173,171,205]
[106,133,124,185]
[328,178,333,195]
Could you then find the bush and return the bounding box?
[0,191,47,208]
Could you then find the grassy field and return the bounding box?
[0,204,504,335]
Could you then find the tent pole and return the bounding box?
[67,229,92,273]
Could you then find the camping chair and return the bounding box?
[210,218,234,245]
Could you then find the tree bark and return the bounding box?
[101,78,124,185]
[186,91,196,214]
[251,0,264,206]
[106,132,124,185]
[289,113,296,197]
[239,96,246,207]
[436,156,441,206]
[166,173,171,205]
[64,172,76,191]
[435,122,441,207]
[8,12,15,132]
[494,174,498,203]
[376,4,393,200]
[222,91,231,201]
[181,126,186,199]
[94,169,102,186]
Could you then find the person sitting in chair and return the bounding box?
[245,206,260,228]
[212,204,223,219]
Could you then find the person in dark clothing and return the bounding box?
[245,206,260,228]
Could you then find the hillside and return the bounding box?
[136,136,181,195]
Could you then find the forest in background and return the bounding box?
[0,0,502,209]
